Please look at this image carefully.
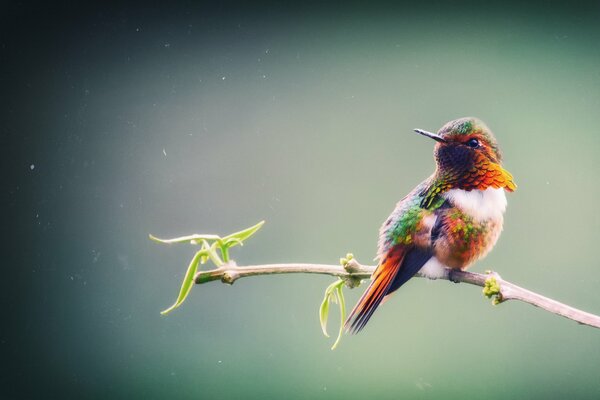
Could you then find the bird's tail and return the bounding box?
[344,247,405,334]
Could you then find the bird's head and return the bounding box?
[414,117,516,192]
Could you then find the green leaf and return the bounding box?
[222,237,244,248]
[161,249,204,315]
[318,279,347,350]
[149,233,221,245]
[216,238,241,263]
[331,285,346,350]
[319,279,348,349]
[222,220,265,245]
[319,291,331,337]
[152,221,266,315]
[207,241,224,266]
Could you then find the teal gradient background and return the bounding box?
[3,2,600,398]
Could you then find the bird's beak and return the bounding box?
[413,128,447,143]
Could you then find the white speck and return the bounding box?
[218,360,222,364]
[30,164,35,170]
[118,254,130,270]
[262,75,266,79]
[136,27,140,32]
[546,181,550,185]
[221,76,226,80]
[170,371,176,376]
[164,43,170,48]
[323,387,327,391]
[265,48,270,54]
[162,148,167,156]
[70,276,74,281]
[416,378,432,390]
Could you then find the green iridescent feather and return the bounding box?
[382,179,446,250]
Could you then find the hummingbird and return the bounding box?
[345,117,516,334]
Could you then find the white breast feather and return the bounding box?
[419,257,448,279]
[443,188,507,222]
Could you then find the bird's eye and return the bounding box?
[466,138,480,148]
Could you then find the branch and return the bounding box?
[194,260,600,329]
[150,221,600,346]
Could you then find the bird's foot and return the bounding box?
[447,269,460,284]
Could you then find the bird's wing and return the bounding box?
[385,246,433,296]
[345,181,449,334]
[344,244,432,334]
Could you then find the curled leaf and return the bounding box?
[151,221,266,315]
[331,285,346,350]
[223,237,244,248]
[319,292,331,337]
[222,220,265,244]
[319,279,348,349]
[161,249,204,315]
[149,233,220,245]
[217,238,243,263]
[207,241,224,266]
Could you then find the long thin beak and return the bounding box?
[414,128,447,143]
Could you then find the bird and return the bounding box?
[344,117,516,334]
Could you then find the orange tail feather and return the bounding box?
[344,247,405,334]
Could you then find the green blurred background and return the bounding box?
[3,2,600,398]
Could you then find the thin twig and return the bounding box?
[194,260,600,329]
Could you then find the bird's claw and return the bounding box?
[448,269,460,283]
